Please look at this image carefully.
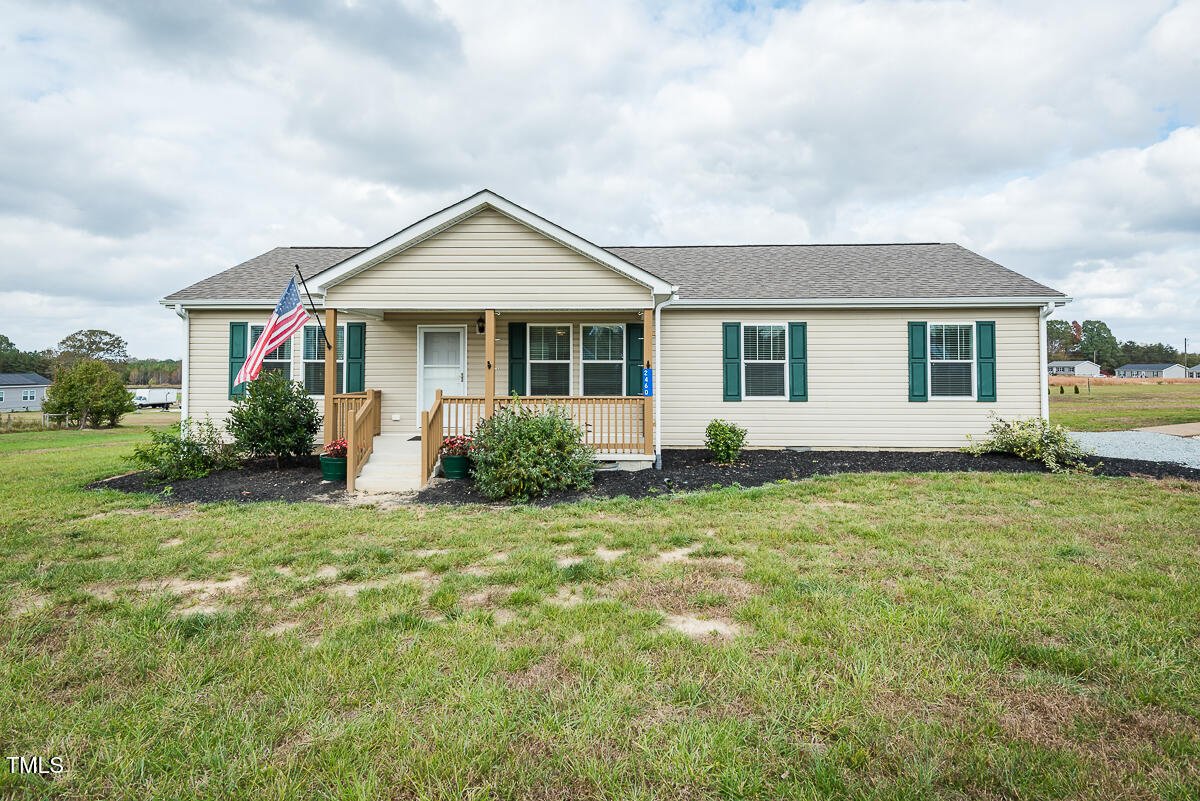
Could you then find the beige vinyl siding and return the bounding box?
[658,307,1042,449]
[324,209,652,309]
[186,309,379,439]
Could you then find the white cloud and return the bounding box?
[1,0,1198,355]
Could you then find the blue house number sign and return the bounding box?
[642,368,653,397]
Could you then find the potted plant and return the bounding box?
[440,435,473,479]
[320,438,348,481]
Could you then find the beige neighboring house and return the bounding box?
[161,190,1069,490]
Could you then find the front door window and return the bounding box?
[420,329,465,413]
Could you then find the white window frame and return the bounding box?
[527,323,573,396]
[579,322,626,396]
[303,324,345,397]
[0,391,4,402]
[741,322,788,400]
[250,325,293,380]
[928,322,976,401]
[22,389,36,402]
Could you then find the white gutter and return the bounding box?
[653,292,674,469]
[668,295,1071,309]
[173,304,189,423]
[1039,302,1054,420]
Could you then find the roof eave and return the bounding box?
[666,295,1071,309]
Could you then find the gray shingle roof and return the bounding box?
[164,247,366,301]
[606,243,1062,300]
[1117,363,1183,371]
[0,373,51,386]
[164,242,1063,303]
[1048,360,1095,366]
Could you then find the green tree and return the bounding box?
[0,334,53,376]
[1078,320,1123,372]
[56,329,129,366]
[1046,320,1075,360]
[226,371,321,467]
[42,359,136,429]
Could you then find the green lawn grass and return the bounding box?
[2,426,1199,798]
[1050,382,1200,431]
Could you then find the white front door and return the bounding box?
[418,326,466,426]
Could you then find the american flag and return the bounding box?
[234,278,312,387]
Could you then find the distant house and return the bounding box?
[1188,364,1200,379]
[1114,363,1186,379]
[1048,360,1101,377]
[0,373,51,412]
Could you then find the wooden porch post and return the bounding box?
[323,307,337,445]
[643,307,654,454]
[484,308,496,418]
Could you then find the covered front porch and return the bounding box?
[320,307,657,491]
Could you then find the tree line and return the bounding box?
[1047,320,1198,373]
[0,330,181,386]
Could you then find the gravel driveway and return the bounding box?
[1071,431,1200,469]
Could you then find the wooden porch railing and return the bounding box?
[344,389,381,492]
[420,390,444,487]
[419,393,647,486]
[328,391,369,443]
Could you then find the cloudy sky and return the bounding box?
[3,0,1198,358]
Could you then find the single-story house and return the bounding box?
[1048,360,1101,377]
[1115,363,1186,379]
[161,190,1069,489]
[1188,364,1200,379]
[0,373,51,412]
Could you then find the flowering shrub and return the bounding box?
[705,418,747,463]
[965,415,1094,473]
[440,435,473,457]
[323,438,348,458]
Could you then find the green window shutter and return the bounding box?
[788,322,807,401]
[228,322,248,399]
[344,322,366,393]
[625,323,644,396]
[908,322,928,402]
[976,321,996,402]
[722,322,741,401]
[508,322,527,396]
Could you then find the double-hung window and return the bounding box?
[743,323,786,397]
[528,324,571,395]
[303,325,344,395]
[250,325,292,379]
[22,390,36,402]
[929,324,974,398]
[581,324,624,395]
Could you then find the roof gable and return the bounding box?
[312,190,675,296]
[0,373,51,386]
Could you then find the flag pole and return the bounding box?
[295,265,332,350]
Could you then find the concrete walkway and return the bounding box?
[354,434,424,493]
[1135,422,1200,437]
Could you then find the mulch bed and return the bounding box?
[90,449,1200,507]
[415,448,1200,506]
[87,456,344,505]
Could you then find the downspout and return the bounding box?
[1038,302,1053,420]
[174,304,189,423]
[653,291,675,469]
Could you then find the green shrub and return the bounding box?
[705,418,747,463]
[965,415,1094,473]
[470,397,595,501]
[42,358,135,429]
[128,416,237,482]
[1059,385,1065,393]
[226,371,321,466]
[1073,385,1080,394]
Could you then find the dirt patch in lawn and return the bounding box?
[88,457,344,505]
[414,449,1200,506]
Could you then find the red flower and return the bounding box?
[440,435,474,457]
[323,438,348,458]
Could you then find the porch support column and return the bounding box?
[643,307,654,454]
[323,307,337,445]
[484,308,496,418]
